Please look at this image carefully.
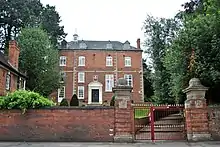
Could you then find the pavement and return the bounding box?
[0,141,219,147]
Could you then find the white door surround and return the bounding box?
[88,81,103,104]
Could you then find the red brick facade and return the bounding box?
[56,39,144,104]
[0,108,115,142]
[0,40,26,96]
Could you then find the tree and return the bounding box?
[18,27,60,97]
[142,59,154,102]
[41,5,67,47]
[70,94,79,106]
[143,15,180,104]
[164,0,220,104]
[0,0,66,53]
[0,0,43,53]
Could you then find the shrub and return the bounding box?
[70,94,79,106]
[110,95,116,106]
[60,98,69,106]
[0,90,55,113]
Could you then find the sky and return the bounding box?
[41,0,189,47]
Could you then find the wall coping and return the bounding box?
[0,106,115,111]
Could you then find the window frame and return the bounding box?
[124,57,131,67]
[60,71,66,83]
[78,72,85,83]
[78,56,85,66]
[106,56,113,67]
[78,86,84,99]
[59,56,67,66]
[105,74,114,92]
[5,72,11,91]
[58,86,65,102]
[124,74,133,87]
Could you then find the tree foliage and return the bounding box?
[60,98,69,106]
[143,15,180,104]
[18,28,60,97]
[145,0,220,104]
[142,59,154,102]
[0,0,66,53]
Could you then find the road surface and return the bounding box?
[0,141,219,147]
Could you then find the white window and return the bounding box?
[58,86,65,102]
[59,56,66,66]
[106,56,113,66]
[78,86,84,99]
[5,72,11,90]
[124,57,131,67]
[78,56,85,66]
[124,74,133,86]
[60,71,66,83]
[78,72,85,83]
[105,74,114,92]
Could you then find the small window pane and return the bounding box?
[105,74,114,91]
[78,72,85,83]
[106,56,113,66]
[78,56,85,66]
[78,86,84,99]
[124,74,133,86]
[58,86,65,102]
[125,57,131,67]
[60,56,66,66]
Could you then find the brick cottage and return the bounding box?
[53,33,144,104]
[0,40,26,95]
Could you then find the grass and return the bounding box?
[134,108,150,119]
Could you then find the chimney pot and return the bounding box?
[137,38,140,49]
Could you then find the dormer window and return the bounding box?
[123,41,130,49]
[79,42,87,49]
[106,43,113,49]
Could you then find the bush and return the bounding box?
[60,98,69,106]
[70,94,79,106]
[110,95,116,106]
[0,90,55,113]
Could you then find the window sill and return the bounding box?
[88,102,102,105]
[105,90,113,92]
[78,82,85,83]
[78,65,85,67]
[60,65,66,67]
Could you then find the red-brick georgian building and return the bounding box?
[56,34,143,104]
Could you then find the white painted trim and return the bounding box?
[88,81,103,104]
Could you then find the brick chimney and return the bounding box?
[136,38,140,49]
[8,40,20,69]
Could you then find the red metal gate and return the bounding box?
[133,104,186,141]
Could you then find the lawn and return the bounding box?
[134,108,150,119]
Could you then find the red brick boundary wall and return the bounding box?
[0,78,218,142]
[0,107,114,142]
[208,106,220,140]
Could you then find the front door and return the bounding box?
[92,89,99,103]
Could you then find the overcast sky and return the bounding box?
[41,0,188,47]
